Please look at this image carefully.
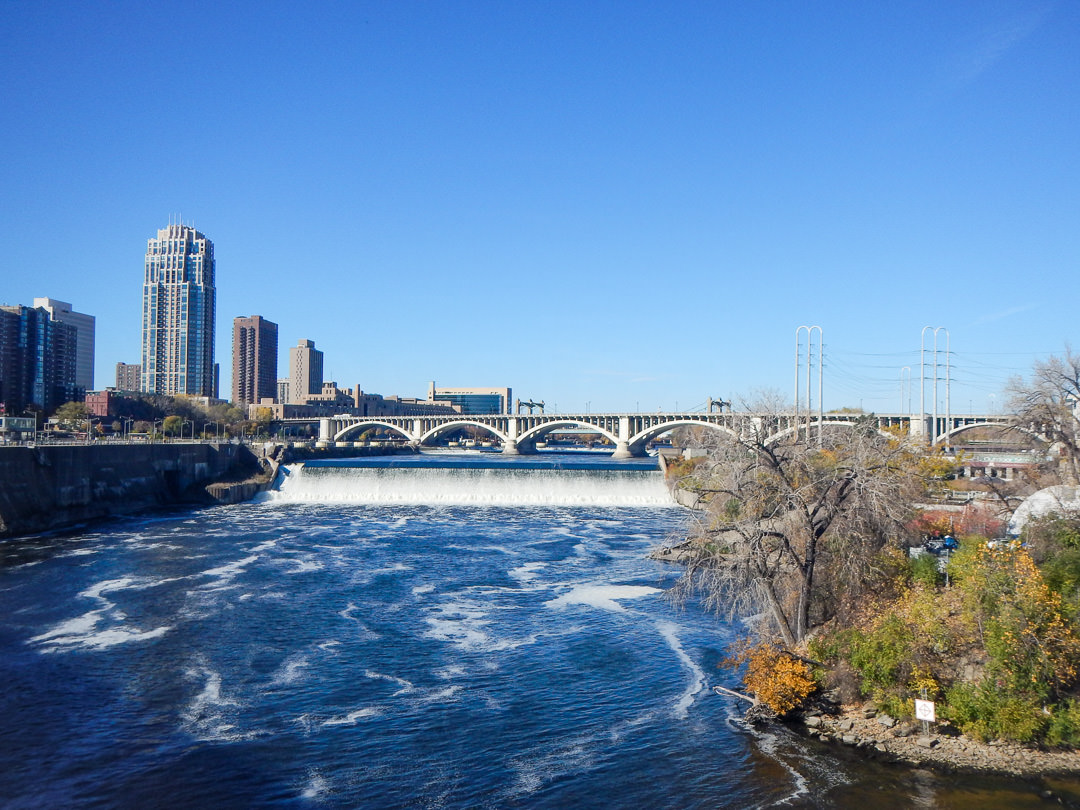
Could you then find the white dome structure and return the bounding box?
[1008,485,1080,536]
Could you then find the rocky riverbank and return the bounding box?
[794,698,1080,777]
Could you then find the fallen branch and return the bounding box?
[713,684,758,705]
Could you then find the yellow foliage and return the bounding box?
[725,640,816,716]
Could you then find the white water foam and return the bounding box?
[267,465,676,507]
[364,670,414,695]
[544,584,662,612]
[322,706,383,727]
[301,770,331,800]
[182,657,259,742]
[30,576,173,652]
[655,620,705,719]
[196,555,259,590]
[270,654,311,686]
[509,562,546,583]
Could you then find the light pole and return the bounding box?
[123,417,133,441]
[153,419,163,442]
[182,419,193,441]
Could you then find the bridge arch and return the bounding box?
[419,420,509,446]
[626,420,738,453]
[517,420,620,449]
[763,419,899,447]
[934,418,1016,447]
[334,420,414,443]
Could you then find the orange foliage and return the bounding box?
[724,640,816,716]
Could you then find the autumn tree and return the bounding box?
[671,400,919,648]
[1007,347,1080,485]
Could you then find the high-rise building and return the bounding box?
[288,339,324,404]
[115,362,141,391]
[140,223,217,397]
[0,304,78,415]
[232,316,278,405]
[33,298,95,392]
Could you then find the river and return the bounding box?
[0,453,1073,808]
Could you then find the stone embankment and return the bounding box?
[0,442,262,538]
[0,441,422,539]
[798,700,1080,776]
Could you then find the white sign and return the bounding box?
[914,699,936,723]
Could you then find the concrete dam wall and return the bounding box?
[0,443,260,539]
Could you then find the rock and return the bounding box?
[838,719,855,732]
[876,714,897,728]
[893,724,915,738]
[916,736,938,749]
[804,716,823,729]
[842,734,859,745]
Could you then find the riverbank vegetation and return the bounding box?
[666,355,1080,749]
[49,393,284,440]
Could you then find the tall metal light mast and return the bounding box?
[794,325,823,445]
[920,327,950,446]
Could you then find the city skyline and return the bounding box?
[2,3,1077,413]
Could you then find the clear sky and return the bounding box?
[2,1,1077,414]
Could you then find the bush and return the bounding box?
[724,640,816,716]
[847,615,910,696]
[909,553,942,588]
[943,681,1047,743]
[1046,698,1080,748]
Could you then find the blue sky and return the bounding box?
[1,1,1076,414]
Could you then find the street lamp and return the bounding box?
[182,419,193,441]
[122,417,134,441]
[152,419,163,442]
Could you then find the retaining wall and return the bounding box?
[0,443,258,538]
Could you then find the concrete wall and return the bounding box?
[0,443,257,539]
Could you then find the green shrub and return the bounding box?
[1046,698,1080,747]
[909,553,941,588]
[847,615,911,695]
[943,681,1047,743]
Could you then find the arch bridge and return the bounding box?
[304,411,1009,458]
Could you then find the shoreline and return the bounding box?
[788,699,1080,778]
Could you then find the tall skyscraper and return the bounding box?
[140,223,217,397]
[0,304,78,414]
[232,315,278,405]
[33,298,95,392]
[288,339,324,404]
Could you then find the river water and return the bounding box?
[0,453,1074,808]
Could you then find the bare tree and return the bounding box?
[670,400,918,648]
[1007,347,1080,486]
